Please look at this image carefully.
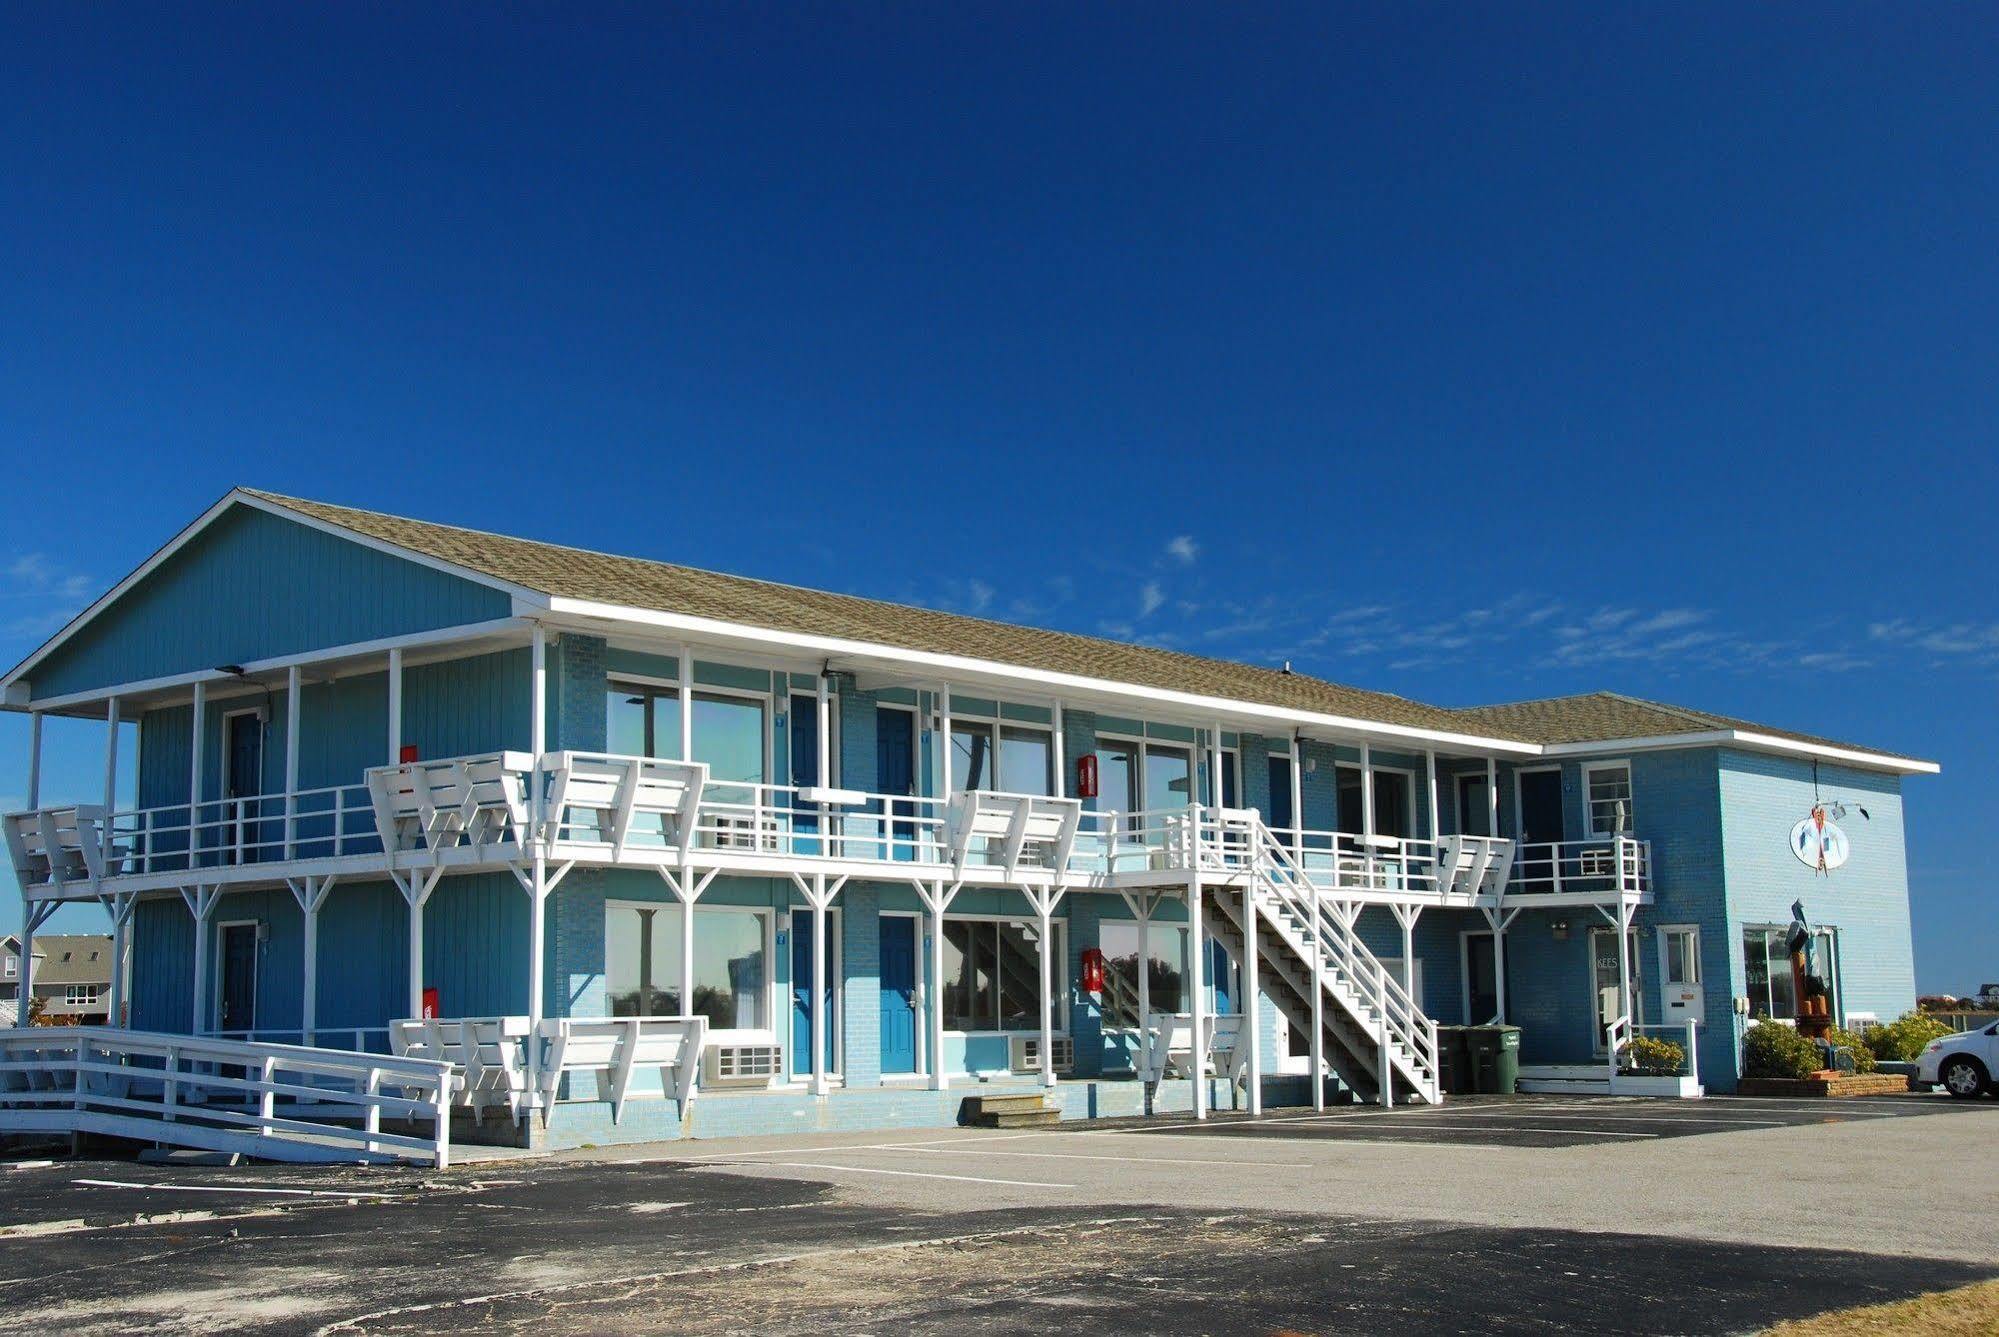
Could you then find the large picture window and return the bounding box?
[951,720,1054,796]
[1336,767,1413,838]
[1741,924,1839,1022]
[605,902,770,1032]
[607,680,767,798]
[940,917,1067,1032]
[1097,921,1189,1029]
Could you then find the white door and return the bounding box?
[1657,925,1703,1030]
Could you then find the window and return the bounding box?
[1337,767,1413,838]
[940,917,1067,1032]
[952,720,1054,796]
[1456,774,1491,837]
[1586,763,1634,836]
[604,902,770,1032]
[1097,922,1190,1029]
[1663,927,1699,986]
[1741,925,1838,1022]
[1267,755,1295,832]
[64,984,100,1007]
[607,681,767,797]
[3,958,14,978]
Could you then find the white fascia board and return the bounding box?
[1543,730,1938,776]
[15,617,533,715]
[542,597,1542,756]
[0,490,549,699]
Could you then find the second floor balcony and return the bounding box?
[5,749,1652,910]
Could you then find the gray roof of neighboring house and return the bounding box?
[27,935,112,985]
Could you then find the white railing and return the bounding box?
[203,1026,393,1054]
[1508,837,1650,899]
[682,778,952,864]
[0,1027,453,1166]
[1213,808,1441,1102]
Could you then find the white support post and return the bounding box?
[1035,893,1058,1090]
[1289,734,1305,859]
[811,877,830,1097]
[1051,700,1066,798]
[1187,865,1207,1120]
[1210,722,1225,807]
[1486,756,1499,838]
[1616,898,1634,1039]
[190,682,207,856]
[18,899,57,1020]
[937,686,953,804]
[1135,893,1152,1070]
[104,894,133,1028]
[678,645,694,763]
[918,879,959,1091]
[284,665,302,858]
[387,647,403,765]
[25,711,42,808]
[183,885,217,1034]
[1309,884,1325,1111]
[529,625,549,1065]
[103,697,121,812]
[1243,864,1262,1116]
[1396,903,1419,997]
[1425,749,1440,841]
[815,674,832,790]
[1361,741,1376,886]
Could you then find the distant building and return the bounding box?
[1,933,115,1023]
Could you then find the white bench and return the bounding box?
[390,1015,534,1121]
[542,753,707,856]
[537,1015,707,1123]
[1140,1011,1246,1085]
[946,791,1082,874]
[367,753,533,858]
[1434,835,1516,898]
[4,806,107,890]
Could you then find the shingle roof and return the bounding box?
[1448,691,1924,764]
[246,490,1510,740]
[242,491,1927,767]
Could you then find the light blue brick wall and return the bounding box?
[842,881,883,1086]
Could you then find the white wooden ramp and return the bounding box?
[0,1027,455,1167]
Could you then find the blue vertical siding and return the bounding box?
[30,502,512,701]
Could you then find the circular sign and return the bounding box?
[1791,815,1850,871]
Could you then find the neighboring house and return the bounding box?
[0,932,114,1022]
[0,489,1935,1146]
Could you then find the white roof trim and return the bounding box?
[542,597,1544,755]
[0,490,548,697]
[1543,731,1937,776]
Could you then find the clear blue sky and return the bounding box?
[2,8,1993,991]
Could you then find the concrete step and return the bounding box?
[971,1092,1051,1114]
[963,1091,1060,1128]
[983,1109,1063,1128]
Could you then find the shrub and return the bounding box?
[1863,1011,1954,1063]
[1743,1021,1824,1080]
[1619,1035,1686,1076]
[1825,1026,1878,1074]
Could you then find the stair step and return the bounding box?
[979,1108,1063,1128]
[968,1092,1051,1114]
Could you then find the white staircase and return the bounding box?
[1199,810,1442,1105]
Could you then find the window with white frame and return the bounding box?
[1585,763,1634,836]
[3,957,14,978]
[1097,921,1190,1029]
[939,917,1067,1032]
[1741,924,1839,1022]
[603,902,770,1033]
[64,984,100,1007]
[607,679,768,799]
[951,720,1053,796]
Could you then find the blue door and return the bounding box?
[876,707,916,860]
[878,916,917,1074]
[791,918,835,1078]
[1210,940,1235,1014]
[790,697,820,855]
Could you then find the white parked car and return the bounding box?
[1916,1021,1999,1098]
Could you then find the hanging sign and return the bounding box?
[1790,805,1850,874]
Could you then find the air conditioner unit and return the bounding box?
[1008,1034,1074,1074]
[703,1043,781,1087]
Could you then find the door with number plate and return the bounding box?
[1657,925,1703,1029]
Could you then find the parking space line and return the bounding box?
[893,1146,1311,1169]
[716,1158,1075,1188]
[71,1179,405,1199]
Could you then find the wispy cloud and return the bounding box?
[1869,618,1999,665]
[1138,581,1166,619]
[2,553,93,641]
[1165,535,1199,566]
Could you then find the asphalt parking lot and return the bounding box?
[1,1093,1993,1334]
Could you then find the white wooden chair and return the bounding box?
[541,753,707,856]
[367,753,533,859]
[390,1015,533,1121]
[946,792,1082,874]
[1139,1011,1247,1086]
[536,1015,707,1123]
[4,806,107,890]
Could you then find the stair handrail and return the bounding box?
[1213,808,1439,1099]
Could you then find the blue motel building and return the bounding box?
[1,490,1936,1151]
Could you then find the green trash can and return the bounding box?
[1436,1026,1474,1096]
[1468,1025,1522,1095]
